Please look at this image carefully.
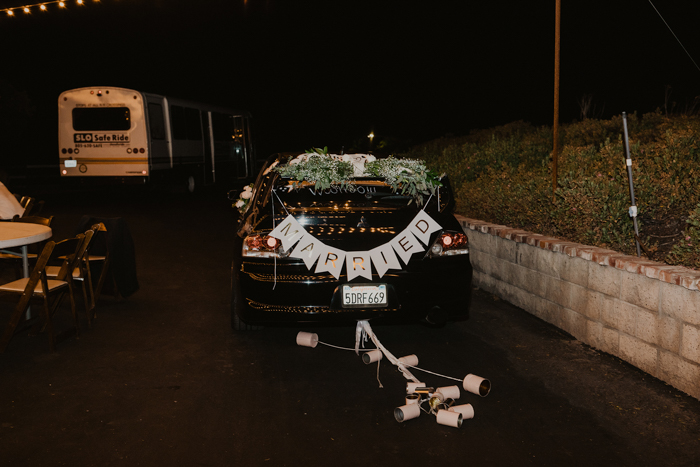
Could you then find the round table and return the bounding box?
[1,222,53,277]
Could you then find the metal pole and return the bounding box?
[552,0,561,203]
[622,112,642,257]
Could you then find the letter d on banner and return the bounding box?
[409,210,442,245]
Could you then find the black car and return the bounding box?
[229,152,472,330]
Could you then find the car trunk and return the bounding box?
[274,183,427,251]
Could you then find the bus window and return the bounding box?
[185,107,202,141]
[147,103,166,140]
[170,105,187,140]
[72,107,131,131]
[212,112,233,142]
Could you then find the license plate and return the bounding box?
[342,284,387,308]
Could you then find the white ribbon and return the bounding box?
[354,320,419,383]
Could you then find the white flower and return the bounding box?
[262,161,279,175]
[240,190,252,200]
[235,200,245,208]
[289,154,310,165]
[244,185,253,192]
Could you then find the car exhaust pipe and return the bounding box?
[425,306,448,326]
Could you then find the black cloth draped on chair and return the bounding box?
[75,215,139,298]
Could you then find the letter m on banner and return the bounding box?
[268,215,305,251]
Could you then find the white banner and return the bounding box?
[269,215,305,251]
[289,234,324,269]
[408,209,442,245]
[315,245,346,280]
[390,228,425,265]
[369,243,401,278]
[269,212,441,281]
[346,251,373,281]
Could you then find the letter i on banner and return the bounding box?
[346,251,372,281]
[369,243,401,278]
[315,246,346,280]
[268,215,306,251]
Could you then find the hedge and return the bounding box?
[400,112,700,269]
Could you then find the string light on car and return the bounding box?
[2,0,97,17]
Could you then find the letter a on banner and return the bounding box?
[290,234,324,269]
[408,210,442,245]
[269,215,305,251]
[315,246,346,280]
[346,251,372,281]
[369,243,401,278]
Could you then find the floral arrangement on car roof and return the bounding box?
[273,147,443,206]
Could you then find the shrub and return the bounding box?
[400,113,700,267]
[666,204,700,269]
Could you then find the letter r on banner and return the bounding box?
[315,246,346,280]
[346,251,372,281]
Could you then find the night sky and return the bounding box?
[2,0,700,162]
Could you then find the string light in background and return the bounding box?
[2,0,98,17]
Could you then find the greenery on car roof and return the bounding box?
[273,148,443,206]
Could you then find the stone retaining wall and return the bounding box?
[456,215,700,399]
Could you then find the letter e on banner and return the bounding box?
[369,243,401,278]
[408,210,442,245]
[346,251,372,281]
[268,215,305,251]
[390,229,424,265]
[315,246,346,280]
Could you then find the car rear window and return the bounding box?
[275,182,417,210]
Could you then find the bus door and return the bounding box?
[203,111,215,185]
[232,116,248,180]
[145,96,172,170]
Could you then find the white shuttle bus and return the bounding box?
[58,86,255,191]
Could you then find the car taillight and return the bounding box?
[242,234,289,258]
[427,231,469,257]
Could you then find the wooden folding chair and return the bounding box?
[0,234,86,352]
[19,196,34,217]
[46,226,99,327]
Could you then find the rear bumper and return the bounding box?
[236,255,472,324]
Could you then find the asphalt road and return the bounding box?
[1,185,699,466]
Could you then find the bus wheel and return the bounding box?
[187,175,196,193]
